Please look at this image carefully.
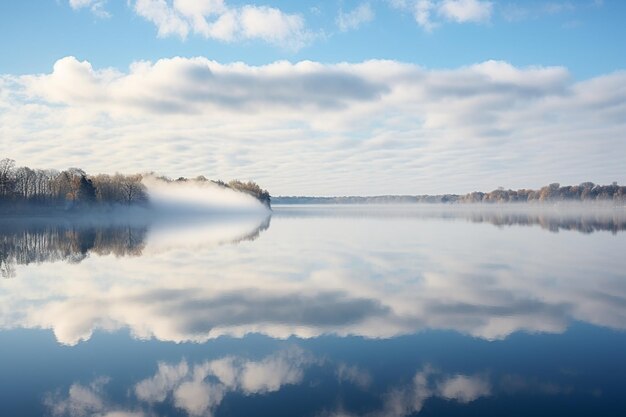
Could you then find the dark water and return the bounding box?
[1,205,625,417]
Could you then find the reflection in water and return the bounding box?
[275,204,626,234]
[465,210,626,234]
[43,349,494,417]
[0,207,624,345]
[0,215,271,278]
[359,366,492,417]
[42,342,608,417]
[135,347,312,416]
[146,214,271,253]
[0,222,147,278]
[2,206,626,417]
[47,348,313,417]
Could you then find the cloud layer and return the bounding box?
[70,0,499,38]
[2,56,625,195]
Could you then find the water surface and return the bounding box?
[1,205,625,416]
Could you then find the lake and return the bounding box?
[1,205,625,417]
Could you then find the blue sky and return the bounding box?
[2,0,624,77]
[1,0,625,195]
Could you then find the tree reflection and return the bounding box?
[276,206,626,234]
[0,215,272,278]
[0,222,147,277]
[462,210,626,234]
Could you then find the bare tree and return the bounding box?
[0,158,15,197]
[117,174,148,205]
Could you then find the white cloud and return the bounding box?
[21,55,391,115]
[388,0,492,30]
[132,0,311,49]
[437,0,492,23]
[173,0,227,16]
[336,3,375,32]
[68,0,110,18]
[414,0,437,31]
[134,0,191,38]
[240,5,309,47]
[5,56,625,196]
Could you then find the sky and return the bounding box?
[0,0,625,196]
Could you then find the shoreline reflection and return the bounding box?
[0,214,271,278]
[0,223,147,278]
[275,204,626,234]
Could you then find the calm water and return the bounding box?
[1,205,626,417]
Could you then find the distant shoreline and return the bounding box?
[272,198,626,206]
[273,182,626,205]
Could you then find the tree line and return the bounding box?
[0,158,271,212]
[457,182,625,203]
[0,158,148,209]
[273,182,626,205]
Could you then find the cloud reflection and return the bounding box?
[45,357,493,417]
[47,348,313,417]
[46,377,146,417]
[371,367,490,417]
[2,207,626,344]
[135,347,312,416]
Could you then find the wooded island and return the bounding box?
[0,158,271,212]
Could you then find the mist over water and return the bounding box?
[143,177,270,215]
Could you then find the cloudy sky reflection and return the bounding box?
[1,206,625,345]
[45,353,494,417]
[36,334,624,417]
